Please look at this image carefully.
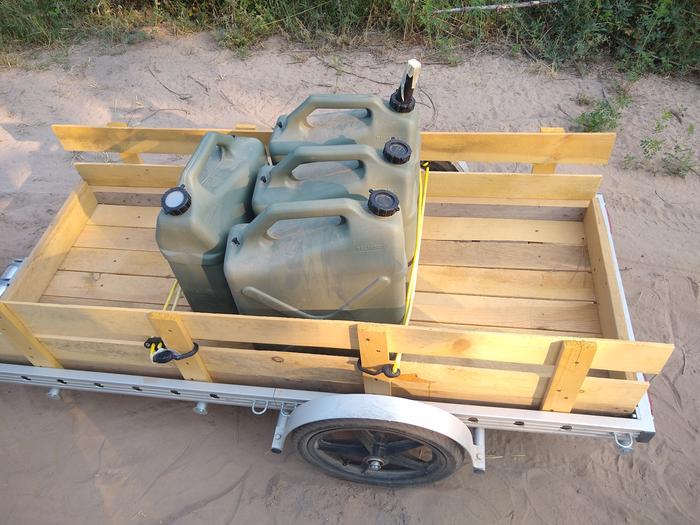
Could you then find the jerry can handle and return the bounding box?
[240,199,363,242]
[180,132,236,191]
[270,143,382,180]
[283,94,385,128]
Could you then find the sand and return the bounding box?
[0,33,699,524]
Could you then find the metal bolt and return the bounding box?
[193,401,208,415]
[476,453,484,460]
[368,460,382,472]
[46,387,61,400]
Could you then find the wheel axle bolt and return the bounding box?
[368,460,382,471]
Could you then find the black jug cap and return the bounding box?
[368,189,400,217]
[161,185,192,216]
[389,88,416,113]
[383,138,412,165]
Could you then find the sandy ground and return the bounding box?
[1,33,699,524]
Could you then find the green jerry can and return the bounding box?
[251,139,419,261]
[268,59,422,163]
[156,132,267,313]
[224,190,407,323]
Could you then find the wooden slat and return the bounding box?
[44,271,177,305]
[75,163,182,187]
[53,126,615,165]
[411,292,601,333]
[41,295,189,311]
[74,225,159,251]
[531,127,565,173]
[584,198,629,340]
[59,247,173,277]
[420,240,590,271]
[425,202,586,222]
[416,266,595,301]
[7,303,672,374]
[541,340,597,412]
[34,334,643,412]
[575,376,649,415]
[91,187,167,207]
[426,196,590,208]
[148,311,212,382]
[422,217,586,245]
[421,131,615,164]
[2,182,98,302]
[52,125,271,154]
[88,204,159,228]
[0,303,62,368]
[427,172,601,200]
[412,320,600,338]
[107,122,143,163]
[357,324,392,395]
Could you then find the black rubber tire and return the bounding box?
[291,418,465,487]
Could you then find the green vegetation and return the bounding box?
[1,1,698,75]
[625,107,698,178]
[573,84,632,132]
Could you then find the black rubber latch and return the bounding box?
[368,189,400,217]
[356,357,401,378]
[161,185,192,216]
[389,88,416,113]
[382,138,412,164]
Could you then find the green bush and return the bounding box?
[0,0,698,76]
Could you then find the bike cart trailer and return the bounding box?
[0,124,674,486]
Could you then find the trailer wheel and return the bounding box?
[292,418,464,486]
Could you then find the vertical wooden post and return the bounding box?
[0,303,62,368]
[531,127,565,174]
[148,311,212,382]
[357,324,392,396]
[107,122,143,164]
[541,340,597,412]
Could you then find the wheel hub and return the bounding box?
[365,457,385,471]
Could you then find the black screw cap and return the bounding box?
[161,185,192,216]
[389,88,416,113]
[368,189,400,217]
[382,137,412,165]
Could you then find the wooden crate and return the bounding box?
[0,124,673,416]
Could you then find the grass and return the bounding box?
[0,1,698,75]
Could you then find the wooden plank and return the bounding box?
[411,292,601,333]
[0,304,62,368]
[44,271,177,305]
[148,311,212,382]
[32,333,644,412]
[357,324,392,395]
[52,125,271,154]
[584,198,629,340]
[541,340,597,412]
[420,131,616,164]
[424,202,586,222]
[41,295,189,311]
[426,171,601,200]
[59,247,173,277]
[91,187,167,207]
[74,225,159,251]
[88,204,159,228]
[575,376,649,415]
[107,122,143,163]
[420,240,590,271]
[7,303,673,374]
[75,163,182,187]
[426,196,590,208]
[531,127,565,173]
[422,217,586,245]
[416,266,595,301]
[2,182,98,302]
[53,126,615,165]
[412,320,600,338]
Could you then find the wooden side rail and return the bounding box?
[52,125,616,165]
